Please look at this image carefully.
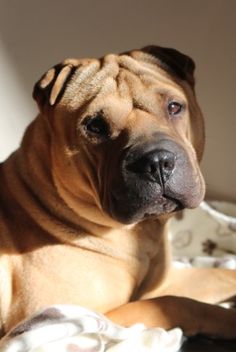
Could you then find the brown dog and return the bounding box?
[0,46,236,339]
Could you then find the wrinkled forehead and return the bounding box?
[62,51,186,115]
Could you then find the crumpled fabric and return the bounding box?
[0,305,183,352]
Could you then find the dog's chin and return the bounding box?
[109,194,184,225]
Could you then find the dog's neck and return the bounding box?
[1,116,167,250]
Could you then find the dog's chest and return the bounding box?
[11,242,151,318]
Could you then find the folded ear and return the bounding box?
[141,45,196,88]
[33,59,80,112]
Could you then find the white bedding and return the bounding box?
[0,306,183,352]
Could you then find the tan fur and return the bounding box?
[0,48,236,339]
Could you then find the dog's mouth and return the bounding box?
[109,189,184,224]
[143,195,184,218]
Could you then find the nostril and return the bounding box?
[148,162,158,174]
[159,152,176,184]
[163,160,170,170]
[162,158,175,172]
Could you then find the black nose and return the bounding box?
[127,149,176,184]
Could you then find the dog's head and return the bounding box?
[33,46,205,225]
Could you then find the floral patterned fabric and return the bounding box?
[170,201,236,266]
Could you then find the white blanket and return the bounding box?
[1,200,236,352]
[0,306,183,352]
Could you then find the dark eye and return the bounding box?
[84,113,110,139]
[167,101,183,117]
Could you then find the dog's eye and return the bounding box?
[83,113,110,139]
[167,101,183,117]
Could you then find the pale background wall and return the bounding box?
[0,0,235,201]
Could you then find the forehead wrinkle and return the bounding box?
[119,69,161,115]
[89,76,117,107]
[118,54,178,87]
[118,55,159,78]
[116,70,132,103]
[90,57,119,89]
[64,58,120,109]
[65,60,100,99]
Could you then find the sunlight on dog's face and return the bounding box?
[34,47,205,224]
